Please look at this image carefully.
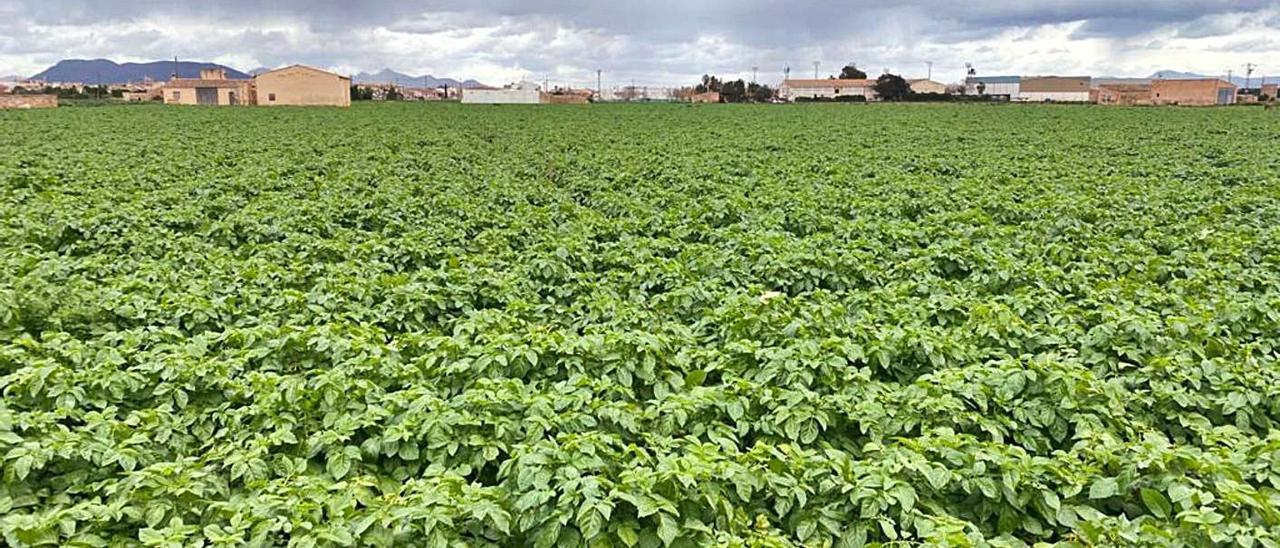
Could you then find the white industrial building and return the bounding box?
[907,79,947,94]
[964,76,1020,98]
[778,79,876,101]
[461,81,542,104]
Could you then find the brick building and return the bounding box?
[1151,79,1236,106]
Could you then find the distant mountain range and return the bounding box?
[30,59,250,84]
[20,59,490,88]
[352,69,487,89]
[1147,70,1276,88]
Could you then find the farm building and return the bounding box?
[254,65,351,107]
[462,82,542,104]
[1093,84,1153,106]
[908,79,947,94]
[964,76,1019,99]
[1018,76,1091,102]
[1151,79,1236,106]
[778,79,876,101]
[690,91,721,103]
[164,68,252,106]
[1240,83,1279,102]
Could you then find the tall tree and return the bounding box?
[748,83,774,102]
[720,79,747,103]
[695,74,723,94]
[873,73,911,101]
[839,64,867,80]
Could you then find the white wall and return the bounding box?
[1016,91,1091,102]
[967,82,1020,96]
[462,88,542,104]
[784,86,872,100]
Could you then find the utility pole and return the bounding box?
[596,69,602,100]
[813,61,820,79]
[1245,63,1256,89]
[751,66,758,85]
[926,61,933,80]
[173,56,179,80]
[1227,69,1233,85]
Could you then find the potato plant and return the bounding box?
[1,103,1279,547]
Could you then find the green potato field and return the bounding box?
[2,103,1280,546]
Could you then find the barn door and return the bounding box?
[196,88,219,105]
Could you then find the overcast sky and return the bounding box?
[1,1,1276,86]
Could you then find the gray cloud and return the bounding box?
[2,1,1277,85]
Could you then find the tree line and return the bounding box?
[678,63,939,103]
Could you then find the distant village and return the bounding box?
[1,60,1275,109]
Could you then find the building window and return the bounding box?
[268,93,276,102]
[172,91,180,100]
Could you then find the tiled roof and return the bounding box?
[256,64,350,80]
[782,79,875,88]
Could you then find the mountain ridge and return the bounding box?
[24,59,489,88]
[31,59,250,84]
[352,68,486,88]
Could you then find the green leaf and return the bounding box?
[616,525,639,547]
[683,369,708,388]
[1089,478,1118,499]
[1141,488,1172,519]
[796,519,817,542]
[836,525,867,548]
[634,496,660,517]
[923,466,950,490]
[14,455,32,481]
[327,451,351,480]
[657,514,678,546]
[1042,491,1061,512]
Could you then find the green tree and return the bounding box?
[721,79,747,103]
[874,73,911,101]
[695,74,723,94]
[350,85,374,101]
[839,64,867,80]
[748,82,775,102]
